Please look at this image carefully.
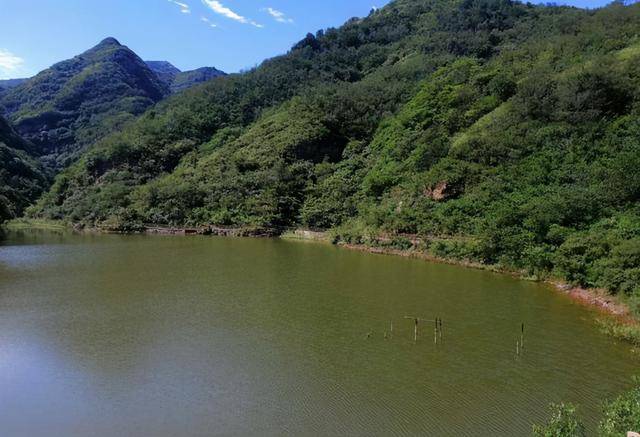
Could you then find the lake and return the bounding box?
[0,229,637,436]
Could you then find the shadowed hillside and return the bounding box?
[0,115,48,222]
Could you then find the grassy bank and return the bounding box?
[4,218,69,231]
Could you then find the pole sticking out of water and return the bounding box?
[439,318,443,342]
[434,318,438,344]
[405,316,420,342]
[390,321,394,338]
[521,323,525,350]
[405,316,433,343]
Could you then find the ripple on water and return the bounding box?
[0,231,636,436]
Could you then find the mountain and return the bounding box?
[0,78,29,90]
[0,115,48,222]
[170,67,226,93]
[0,37,169,168]
[29,0,640,299]
[145,61,181,87]
[146,61,226,93]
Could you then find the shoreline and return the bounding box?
[286,231,640,346]
[5,219,639,345]
[337,241,633,317]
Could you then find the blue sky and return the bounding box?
[0,0,619,79]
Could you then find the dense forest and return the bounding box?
[2,0,639,310]
[0,38,226,221]
[0,38,169,170]
[0,38,227,172]
[0,115,48,222]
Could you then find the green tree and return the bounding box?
[599,380,640,437]
[532,403,586,437]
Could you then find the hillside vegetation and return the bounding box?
[0,78,28,91]
[29,0,640,303]
[146,61,227,93]
[0,116,48,222]
[0,37,169,169]
[1,45,228,162]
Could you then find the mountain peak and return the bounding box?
[97,37,121,47]
[0,36,168,161]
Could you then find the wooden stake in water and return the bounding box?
[521,323,525,350]
[516,340,520,356]
[438,318,443,342]
[405,316,430,343]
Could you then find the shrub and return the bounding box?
[532,403,586,437]
[599,381,640,436]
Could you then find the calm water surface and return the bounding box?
[0,229,637,436]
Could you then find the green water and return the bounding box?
[0,229,637,436]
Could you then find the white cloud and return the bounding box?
[201,15,218,28]
[168,0,191,14]
[264,7,293,24]
[201,0,262,27]
[0,49,24,79]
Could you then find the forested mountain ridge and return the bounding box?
[28,0,640,301]
[0,37,169,169]
[146,61,227,93]
[170,67,227,93]
[0,38,227,223]
[0,78,28,91]
[0,38,225,193]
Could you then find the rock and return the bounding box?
[424,181,453,201]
